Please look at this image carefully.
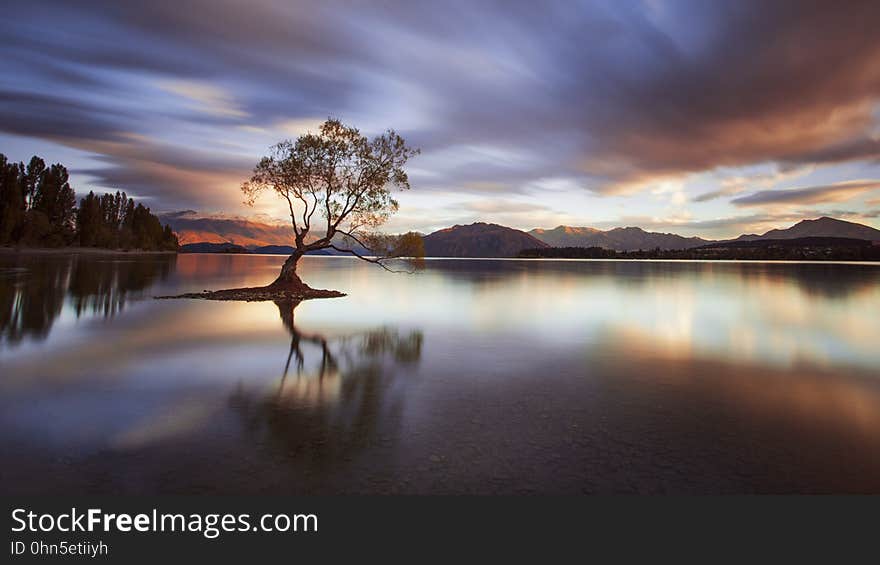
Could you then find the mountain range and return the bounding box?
[529,225,711,251]
[421,217,879,257]
[167,213,880,257]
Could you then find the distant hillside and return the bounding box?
[251,245,332,255]
[180,243,346,255]
[250,244,294,255]
[698,236,877,249]
[529,225,711,250]
[159,213,295,247]
[529,226,604,247]
[520,237,880,261]
[423,222,548,257]
[734,217,880,242]
[180,242,249,253]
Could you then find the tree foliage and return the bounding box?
[0,154,75,246]
[241,119,420,275]
[0,153,178,250]
[77,190,178,251]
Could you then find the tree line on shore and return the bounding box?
[0,153,178,250]
[518,238,880,262]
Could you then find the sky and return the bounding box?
[2,0,880,238]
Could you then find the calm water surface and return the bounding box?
[2,253,879,493]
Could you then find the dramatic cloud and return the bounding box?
[573,2,880,192]
[1,0,879,232]
[732,180,880,207]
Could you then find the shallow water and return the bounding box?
[2,253,879,493]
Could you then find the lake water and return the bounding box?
[2,253,879,494]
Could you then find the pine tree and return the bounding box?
[0,154,25,244]
[2,153,178,251]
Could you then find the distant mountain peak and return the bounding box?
[423,222,547,257]
[799,216,850,226]
[757,216,880,241]
[437,221,501,233]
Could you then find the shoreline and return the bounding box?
[0,246,177,256]
[3,247,876,264]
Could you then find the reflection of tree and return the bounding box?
[276,299,338,390]
[0,258,69,344]
[230,299,423,476]
[0,254,175,345]
[68,256,175,317]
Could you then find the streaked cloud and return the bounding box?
[732,180,880,207]
[693,166,813,203]
[156,80,248,118]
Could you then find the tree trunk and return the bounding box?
[270,251,308,290]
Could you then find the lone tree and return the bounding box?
[241,119,421,296]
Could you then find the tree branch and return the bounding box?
[328,244,415,273]
[334,228,371,252]
[282,192,300,238]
